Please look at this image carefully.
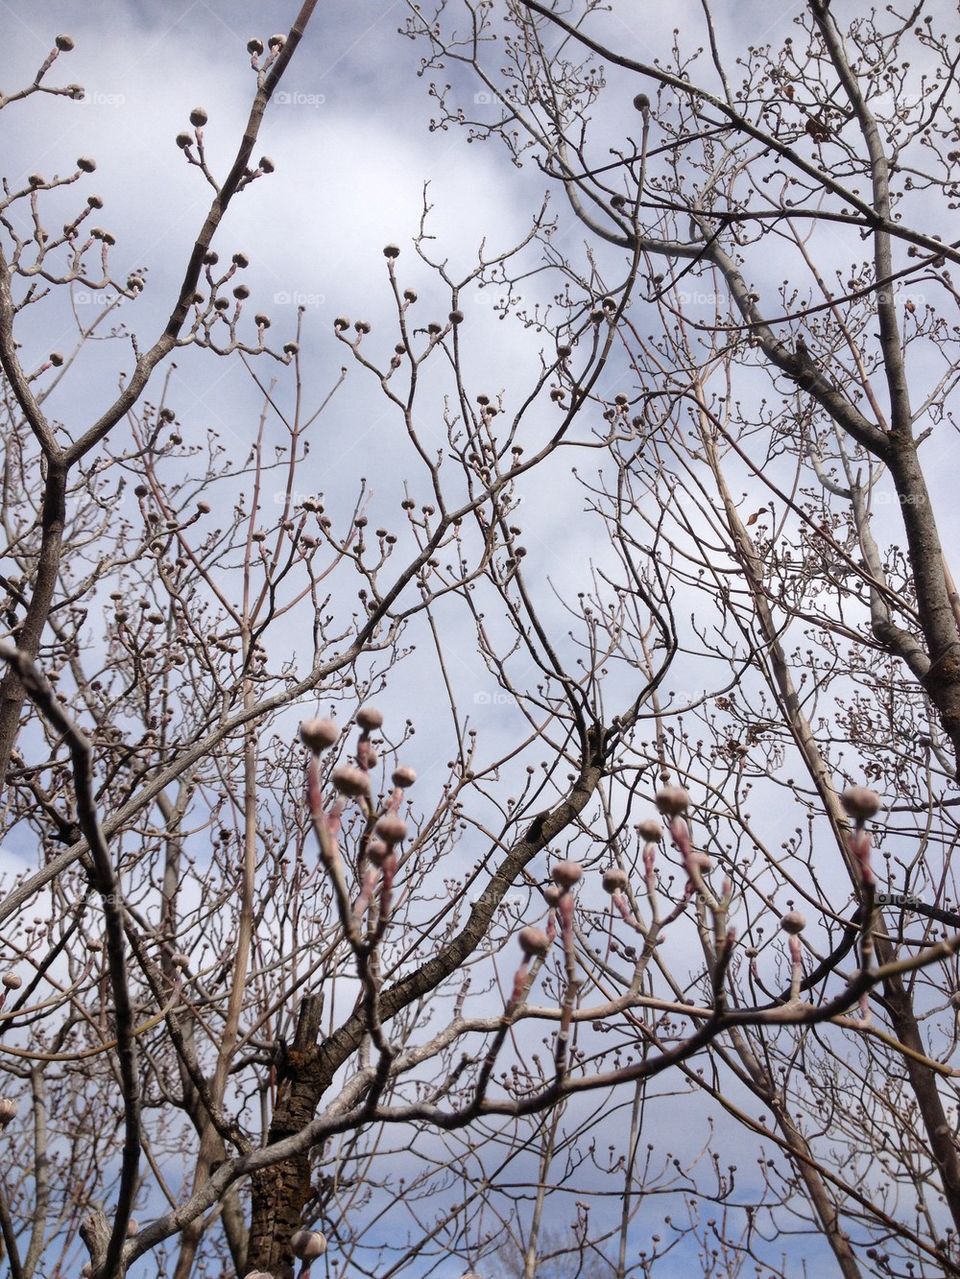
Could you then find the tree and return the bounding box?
[1,3,960,1278]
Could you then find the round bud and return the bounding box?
[55,34,75,51]
[383,243,401,259]
[551,860,582,890]
[259,155,275,173]
[334,316,350,331]
[268,33,286,49]
[655,786,689,817]
[49,352,64,367]
[841,786,881,823]
[77,156,96,173]
[332,765,370,798]
[233,284,250,300]
[189,107,208,128]
[247,38,265,55]
[633,93,651,111]
[232,252,250,268]
[392,765,416,788]
[356,705,384,731]
[780,911,806,936]
[255,313,270,328]
[366,838,390,865]
[518,926,550,958]
[300,718,340,753]
[283,341,299,356]
[175,133,192,150]
[403,289,417,303]
[375,814,407,845]
[2,973,22,990]
[291,1229,327,1260]
[196,500,211,514]
[126,1219,139,1237]
[601,867,629,895]
[0,1098,16,1127]
[449,309,464,325]
[635,818,663,842]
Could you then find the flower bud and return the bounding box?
[780,911,806,935]
[375,814,407,845]
[259,155,275,173]
[268,33,287,49]
[291,1229,327,1259]
[841,786,881,823]
[635,817,663,842]
[542,884,561,907]
[392,765,416,788]
[300,718,340,753]
[383,243,401,258]
[2,973,22,990]
[77,156,96,173]
[356,705,384,731]
[366,838,390,865]
[633,93,650,111]
[655,786,689,817]
[601,867,629,894]
[189,106,208,128]
[247,38,265,55]
[551,860,582,890]
[0,1098,16,1127]
[55,34,75,51]
[332,765,370,797]
[518,926,550,957]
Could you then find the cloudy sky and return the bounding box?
[3,4,953,1276]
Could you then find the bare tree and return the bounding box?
[2,4,960,1279]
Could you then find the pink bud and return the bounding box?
[655,786,689,817]
[601,867,629,894]
[299,718,340,753]
[331,765,370,798]
[551,860,583,890]
[375,814,407,845]
[635,817,663,842]
[518,926,551,957]
[356,705,384,731]
[780,911,806,935]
